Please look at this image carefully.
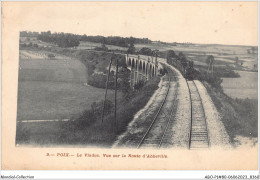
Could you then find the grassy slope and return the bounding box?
[203,82,258,144]
[19,58,88,83]
[17,81,115,120]
[17,56,118,120]
[16,77,160,146]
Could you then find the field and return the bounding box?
[16,77,161,146]
[20,39,258,101]
[17,51,115,121]
[20,50,70,60]
[19,57,87,83]
[78,41,128,51]
[136,43,258,70]
[17,81,115,120]
[222,71,258,99]
[22,37,258,71]
[49,40,258,101]
[78,40,258,71]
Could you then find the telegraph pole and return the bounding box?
[101,56,113,123]
[114,58,118,132]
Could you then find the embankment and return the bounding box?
[203,82,258,148]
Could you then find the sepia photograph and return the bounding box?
[1,1,258,172]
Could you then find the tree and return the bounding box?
[235,56,239,65]
[178,52,186,61]
[95,41,108,51]
[159,68,167,76]
[206,55,214,74]
[101,41,108,51]
[118,67,131,95]
[127,37,135,54]
[37,31,80,48]
[37,31,152,48]
[139,47,152,56]
[166,50,176,60]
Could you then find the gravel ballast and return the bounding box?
[194,80,231,149]
[160,61,191,148]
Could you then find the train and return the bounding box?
[166,56,195,80]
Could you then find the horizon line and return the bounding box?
[20,30,258,47]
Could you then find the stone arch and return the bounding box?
[147,63,151,77]
[146,63,149,76]
[131,58,135,68]
[139,60,143,71]
[152,66,155,77]
[143,61,146,73]
[128,58,131,66]
[148,64,152,78]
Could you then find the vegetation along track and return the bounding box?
[137,66,178,149]
[186,80,210,149]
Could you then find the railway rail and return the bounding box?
[186,80,210,149]
[137,66,178,149]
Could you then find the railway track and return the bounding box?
[186,80,210,149]
[137,66,178,149]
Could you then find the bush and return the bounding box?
[194,69,223,90]
[74,100,114,130]
[94,44,108,52]
[134,80,145,90]
[159,68,167,76]
[138,47,152,56]
[204,82,258,143]
[87,73,112,89]
[48,54,55,58]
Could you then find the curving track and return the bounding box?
[137,66,178,149]
[186,80,210,149]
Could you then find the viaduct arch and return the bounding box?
[125,54,159,88]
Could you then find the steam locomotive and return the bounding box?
[167,56,194,80]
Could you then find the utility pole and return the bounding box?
[152,50,158,76]
[101,56,113,123]
[211,62,214,76]
[114,58,118,132]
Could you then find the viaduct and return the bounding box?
[125,54,160,88]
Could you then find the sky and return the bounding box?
[4,1,258,46]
